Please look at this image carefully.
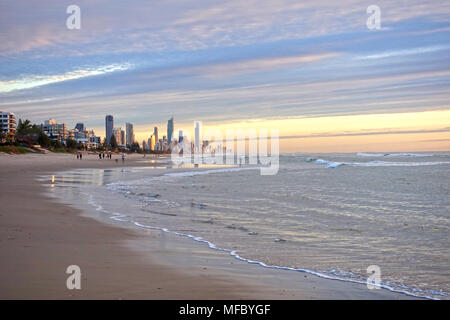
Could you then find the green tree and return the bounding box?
[0,131,7,144]
[110,134,118,149]
[66,138,78,149]
[37,131,51,147]
[16,119,32,135]
[129,142,141,153]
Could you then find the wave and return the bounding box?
[357,153,433,157]
[350,161,450,167]
[84,193,446,300]
[314,159,345,168]
[310,159,450,168]
[163,167,260,177]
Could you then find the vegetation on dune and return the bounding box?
[0,145,35,154]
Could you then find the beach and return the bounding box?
[0,152,422,299]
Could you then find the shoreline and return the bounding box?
[0,152,420,299]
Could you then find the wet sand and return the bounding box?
[0,152,417,299]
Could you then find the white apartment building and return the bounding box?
[0,111,17,136]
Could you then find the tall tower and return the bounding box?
[126,122,134,146]
[105,115,114,146]
[194,121,201,152]
[153,127,158,144]
[167,117,173,148]
[75,123,85,132]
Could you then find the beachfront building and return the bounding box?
[120,129,125,147]
[0,111,17,140]
[149,134,156,151]
[40,118,67,142]
[163,135,169,151]
[167,117,173,149]
[75,123,85,133]
[88,135,101,149]
[113,127,123,146]
[194,121,201,153]
[105,115,114,146]
[153,127,158,144]
[126,122,134,147]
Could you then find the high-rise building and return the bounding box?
[113,127,122,146]
[40,118,67,141]
[120,129,125,146]
[167,117,173,147]
[153,127,158,144]
[126,123,134,146]
[105,115,114,146]
[142,140,146,151]
[0,111,16,138]
[75,123,85,132]
[178,130,183,143]
[194,121,201,152]
[73,123,86,139]
[150,134,156,151]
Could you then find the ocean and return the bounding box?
[44,152,450,299]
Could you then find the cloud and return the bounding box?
[2,0,449,58]
[190,53,341,78]
[356,45,450,60]
[0,62,133,93]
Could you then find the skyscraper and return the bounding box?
[120,129,125,146]
[150,134,156,151]
[167,117,173,148]
[153,127,158,144]
[126,122,134,146]
[75,123,85,132]
[105,115,114,146]
[194,121,201,152]
[178,129,183,143]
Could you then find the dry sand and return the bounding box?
[0,152,418,299]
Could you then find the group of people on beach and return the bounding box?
[76,152,126,163]
[98,152,112,159]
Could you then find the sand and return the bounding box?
[0,152,418,299]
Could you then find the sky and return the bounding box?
[0,0,449,152]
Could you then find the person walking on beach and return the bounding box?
[77,153,79,160]
[122,153,125,163]
[102,153,105,159]
[79,153,82,160]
